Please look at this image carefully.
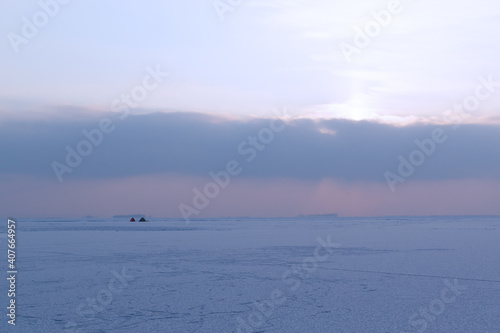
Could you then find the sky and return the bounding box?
[1,0,499,218]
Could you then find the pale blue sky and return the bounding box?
[2,1,500,217]
[2,0,500,122]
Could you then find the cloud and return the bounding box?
[1,111,499,184]
[2,1,500,120]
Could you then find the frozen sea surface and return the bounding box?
[3,216,500,332]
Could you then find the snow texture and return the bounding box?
[3,216,500,332]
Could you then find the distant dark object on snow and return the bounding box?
[130,218,136,222]
[139,217,147,222]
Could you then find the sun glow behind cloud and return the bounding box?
[1,0,500,124]
[1,0,500,218]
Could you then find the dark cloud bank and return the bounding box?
[1,111,499,183]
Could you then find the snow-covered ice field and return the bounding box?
[4,216,500,332]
